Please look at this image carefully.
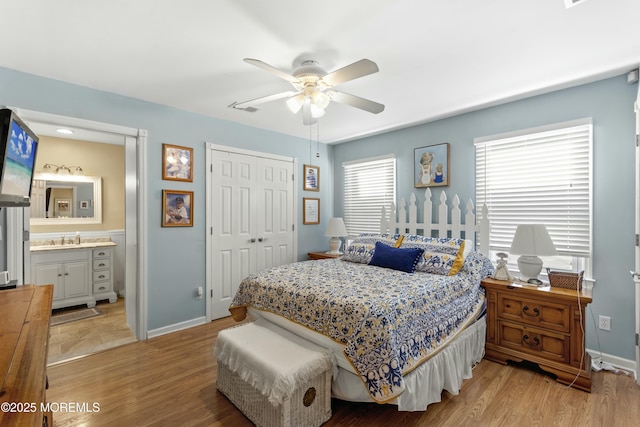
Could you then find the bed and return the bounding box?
[229,191,494,411]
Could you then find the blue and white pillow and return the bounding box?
[341,233,401,264]
[400,235,468,275]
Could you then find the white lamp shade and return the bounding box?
[325,217,348,254]
[510,224,557,281]
[509,224,557,256]
[325,218,348,237]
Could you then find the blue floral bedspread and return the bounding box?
[229,251,494,402]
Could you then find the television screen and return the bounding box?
[0,109,39,206]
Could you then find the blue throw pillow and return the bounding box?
[369,241,424,273]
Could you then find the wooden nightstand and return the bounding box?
[307,251,342,260]
[481,277,593,392]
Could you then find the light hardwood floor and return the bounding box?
[48,298,137,365]
[47,316,640,427]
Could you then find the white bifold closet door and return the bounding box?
[207,145,296,320]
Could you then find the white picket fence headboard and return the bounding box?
[380,188,490,255]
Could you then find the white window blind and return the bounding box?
[475,119,592,258]
[343,155,396,236]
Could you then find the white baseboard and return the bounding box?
[147,316,207,339]
[587,348,637,380]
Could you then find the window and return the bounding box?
[475,119,592,274]
[343,155,396,237]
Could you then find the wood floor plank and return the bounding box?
[46,316,640,426]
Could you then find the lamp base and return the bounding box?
[517,255,543,281]
[327,237,342,255]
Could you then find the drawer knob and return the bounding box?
[523,334,540,347]
[522,305,540,317]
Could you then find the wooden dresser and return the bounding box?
[481,278,592,392]
[0,285,54,426]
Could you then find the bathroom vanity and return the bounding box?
[30,240,117,309]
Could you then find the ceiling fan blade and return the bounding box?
[233,91,300,109]
[320,59,379,87]
[302,101,317,125]
[329,91,385,114]
[244,58,300,84]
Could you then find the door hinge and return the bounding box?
[210,164,213,172]
[292,173,295,181]
[292,224,295,232]
[636,234,639,247]
[210,289,213,298]
[636,134,640,147]
[211,226,213,235]
[23,230,30,242]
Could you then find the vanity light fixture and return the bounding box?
[43,163,84,175]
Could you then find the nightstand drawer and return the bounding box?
[498,320,570,364]
[497,294,570,333]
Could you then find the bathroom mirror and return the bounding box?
[30,174,102,225]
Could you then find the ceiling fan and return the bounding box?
[233,58,385,125]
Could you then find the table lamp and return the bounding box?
[509,224,557,282]
[325,217,348,254]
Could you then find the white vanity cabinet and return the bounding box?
[30,242,118,309]
[91,247,117,303]
[31,249,93,309]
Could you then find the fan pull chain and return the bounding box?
[316,121,320,158]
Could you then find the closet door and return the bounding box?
[208,147,295,320]
[255,157,294,271]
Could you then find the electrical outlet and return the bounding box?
[598,315,611,331]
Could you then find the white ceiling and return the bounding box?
[1,0,639,144]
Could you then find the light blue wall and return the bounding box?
[2,66,637,361]
[332,75,638,361]
[0,66,333,330]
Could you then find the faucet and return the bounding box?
[61,235,65,245]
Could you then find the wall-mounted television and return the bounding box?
[0,109,39,207]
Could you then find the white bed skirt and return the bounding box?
[247,308,486,412]
[332,315,486,411]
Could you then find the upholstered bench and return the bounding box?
[215,319,333,427]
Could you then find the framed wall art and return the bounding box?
[414,143,450,188]
[162,190,194,227]
[162,143,193,182]
[303,197,320,225]
[303,164,320,191]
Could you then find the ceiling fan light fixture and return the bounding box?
[286,95,305,114]
[310,103,325,118]
[312,91,330,109]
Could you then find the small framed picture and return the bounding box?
[414,143,450,188]
[303,164,320,191]
[162,190,193,227]
[303,197,320,225]
[163,144,193,182]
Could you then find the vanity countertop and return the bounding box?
[30,239,116,252]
